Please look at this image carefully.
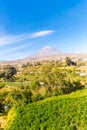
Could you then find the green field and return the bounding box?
[4,89,87,130]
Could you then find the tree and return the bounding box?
[0,103,4,113]
[65,57,76,66]
[23,90,32,104]
[3,65,17,81]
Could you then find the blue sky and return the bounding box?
[0,0,87,60]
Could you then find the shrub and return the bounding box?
[5,91,87,130]
[0,82,5,89]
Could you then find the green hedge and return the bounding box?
[5,90,87,130]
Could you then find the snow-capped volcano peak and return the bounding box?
[31,46,63,59]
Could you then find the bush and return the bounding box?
[32,93,43,102]
[0,103,4,113]
[5,91,87,130]
[0,82,5,89]
[62,80,84,94]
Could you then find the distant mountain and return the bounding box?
[32,46,63,56]
[30,46,87,61]
[30,46,65,60]
[0,46,87,65]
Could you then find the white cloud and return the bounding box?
[0,34,26,45]
[29,30,55,38]
[0,30,54,46]
[0,44,29,54]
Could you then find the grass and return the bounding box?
[3,88,87,130]
[4,82,30,88]
[5,82,20,87]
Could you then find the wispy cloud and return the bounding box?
[29,30,55,38]
[0,44,29,54]
[0,34,26,45]
[0,30,54,46]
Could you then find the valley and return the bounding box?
[0,54,87,129]
[0,0,87,129]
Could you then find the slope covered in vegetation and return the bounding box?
[0,61,85,117]
[4,89,87,130]
[0,60,87,129]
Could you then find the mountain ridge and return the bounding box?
[0,46,87,65]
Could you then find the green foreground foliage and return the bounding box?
[4,89,87,130]
[0,60,87,129]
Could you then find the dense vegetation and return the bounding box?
[4,89,87,130]
[0,58,87,129]
[0,60,85,112]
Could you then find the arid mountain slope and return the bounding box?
[0,46,87,65]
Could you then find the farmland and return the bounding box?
[0,59,87,129]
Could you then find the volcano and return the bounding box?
[30,46,65,60]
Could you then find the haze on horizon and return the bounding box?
[0,0,87,60]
